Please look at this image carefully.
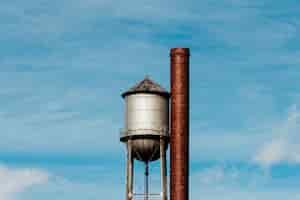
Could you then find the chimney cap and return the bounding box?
[170,48,190,56]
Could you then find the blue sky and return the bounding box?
[1,0,300,199]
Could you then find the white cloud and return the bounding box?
[192,164,265,187]
[254,104,300,167]
[18,164,125,200]
[0,164,48,200]
[190,165,300,200]
[194,165,239,185]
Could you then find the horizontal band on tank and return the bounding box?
[120,128,169,136]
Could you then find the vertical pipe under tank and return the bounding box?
[170,48,190,200]
[144,162,149,200]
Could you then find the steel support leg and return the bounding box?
[126,140,134,200]
[160,138,167,200]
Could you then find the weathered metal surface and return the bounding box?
[121,77,171,200]
[125,93,169,136]
[121,92,169,162]
[132,138,160,162]
[170,48,190,200]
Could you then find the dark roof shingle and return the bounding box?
[122,76,170,98]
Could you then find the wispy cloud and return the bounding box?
[254,104,300,167]
[18,163,124,200]
[191,164,300,200]
[0,164,48,200]
[194,165,240,186]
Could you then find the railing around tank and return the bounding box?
[120,127,169,138]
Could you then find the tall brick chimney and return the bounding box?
[170,48,190,200]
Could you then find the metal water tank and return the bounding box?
[120,76,170,162]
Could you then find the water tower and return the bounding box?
[120,76,170,200]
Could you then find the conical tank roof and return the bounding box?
[121,76,170,98]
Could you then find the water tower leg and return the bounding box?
[126,140,134,200]
[160,138,167,200]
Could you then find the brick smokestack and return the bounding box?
[170,48,190,200]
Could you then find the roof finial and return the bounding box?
[145,74,150,80]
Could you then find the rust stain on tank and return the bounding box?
[170,48,190,200]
